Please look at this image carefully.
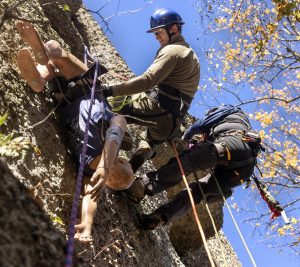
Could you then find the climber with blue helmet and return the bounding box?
[147,8,185,44]
[101,8,200,175]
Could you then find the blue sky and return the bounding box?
[83,1,299,266]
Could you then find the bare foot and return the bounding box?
[74,222,93,243]
[16,21,49,65]
[17,49,45,92]
[36,63,55,81]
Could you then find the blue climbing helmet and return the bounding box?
[146,8,184,33]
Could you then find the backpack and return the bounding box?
[184,105,243,140]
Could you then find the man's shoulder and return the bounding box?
[158,42,190,57]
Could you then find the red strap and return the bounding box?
[258,190,281,219]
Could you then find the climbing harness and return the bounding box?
[157,84,193,118]
[65,54,100,267]
[216,129,264,157]
[171,140,216,267]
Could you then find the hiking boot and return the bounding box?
[138,212,166,230]
[120,130,133,151]
[124,178,145,204]
[129,140,154,173]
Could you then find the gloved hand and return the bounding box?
[100,84,113,97]
[181,130,190,141]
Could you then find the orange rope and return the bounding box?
[171,140,215,267]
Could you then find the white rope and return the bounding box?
[195,172,229,267]
[172,141,216,267]
[212,173,257,267]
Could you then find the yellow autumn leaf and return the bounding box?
[33,146,41,156]
[271,224,277,230]
[278,228,285,236]
[291,218,298,224]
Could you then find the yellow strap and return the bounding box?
[225,146,231,160]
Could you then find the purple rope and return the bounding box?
[84,46,92,66]
[65,60,99,267]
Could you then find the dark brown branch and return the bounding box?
[0,0,27,29]
[82,7,113,34]
[237,95,300,106]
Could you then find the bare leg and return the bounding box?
[36,64,55,81]
[17,48,56,92]
[16,21,49,65]
[74,177,98,243]
[45,40,88,80]
[17,21,88,81]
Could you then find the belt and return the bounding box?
[158,84,193,105]
[150,84,193,118]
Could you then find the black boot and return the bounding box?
[124,178,145,204]
[120,130,133,151]
[138,212,166,230]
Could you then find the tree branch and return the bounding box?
[0,0,28,29]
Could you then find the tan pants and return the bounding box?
[118,92,181,144]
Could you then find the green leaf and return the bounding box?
[63,4,70,12]
[49,212,64,225]
[0,113,8,126]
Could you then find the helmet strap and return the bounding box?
[165,26,175,43]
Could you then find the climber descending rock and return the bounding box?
[16,21,134,242]
[128,105,264,230]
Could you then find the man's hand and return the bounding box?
[181,130,190,141]
[87,167,108,199]
[100,84,113,98]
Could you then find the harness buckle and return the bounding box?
[214,142,230,163]
[67,81,77,88]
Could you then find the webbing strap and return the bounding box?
[158,84,193,104]
[158,84,192,116]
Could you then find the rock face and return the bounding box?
[0,0,241,266]
[0,158,68,267]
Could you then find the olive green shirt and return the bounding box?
[111,34,200,99]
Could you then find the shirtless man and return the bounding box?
[16,21,134,242]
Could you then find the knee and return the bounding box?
[45,40,62,58]
[106,123,125,147]
[111,115,127,132]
